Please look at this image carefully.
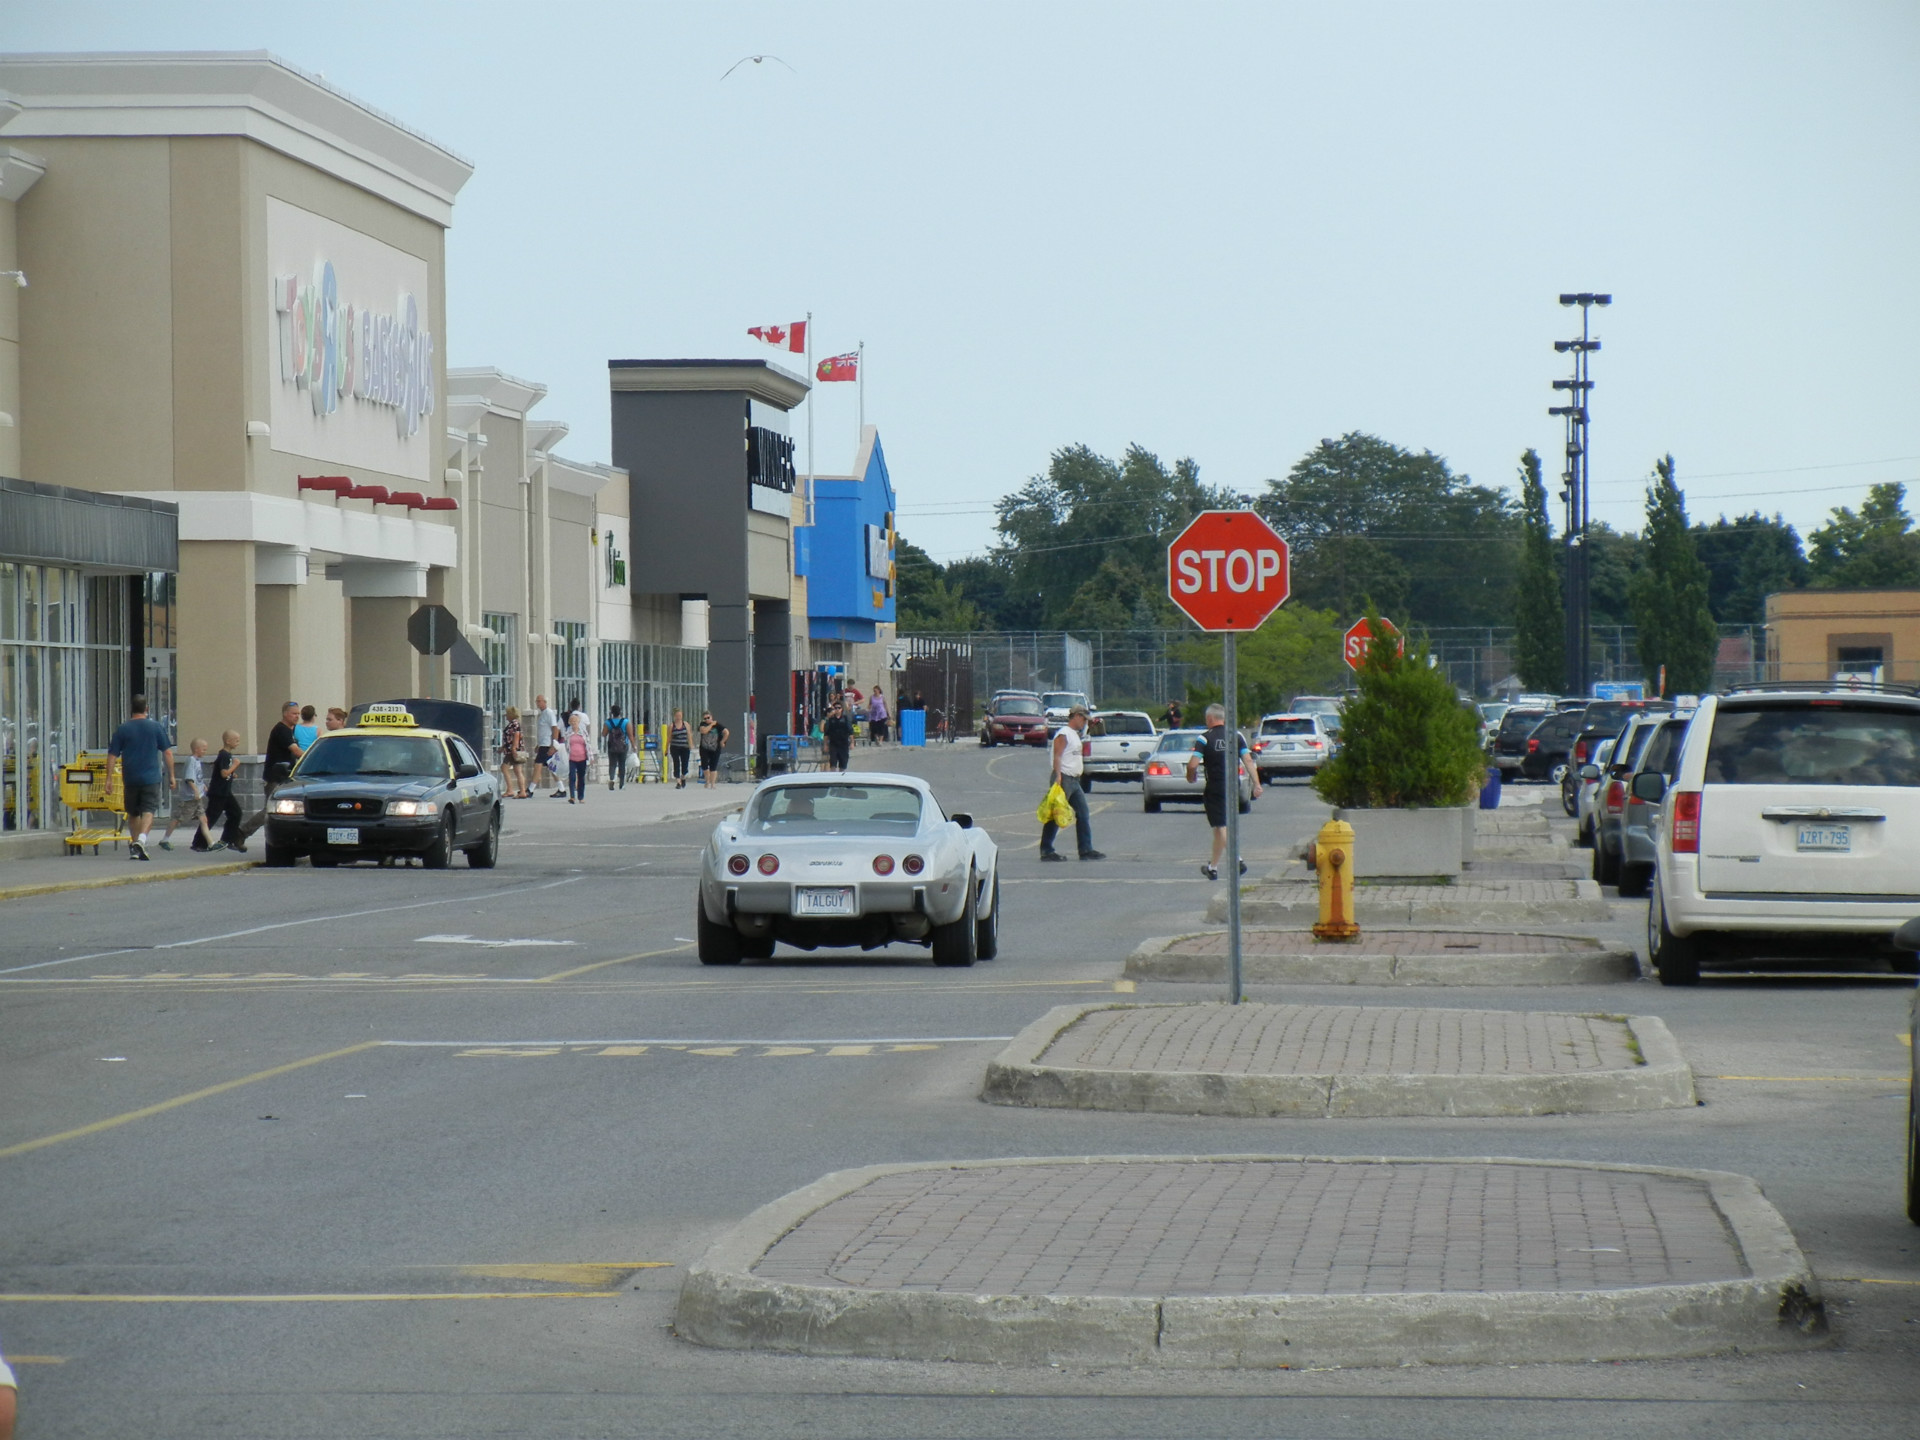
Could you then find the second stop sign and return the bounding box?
[1166,510,1290,631]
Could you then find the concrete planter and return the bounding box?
[1333,805,1470,879]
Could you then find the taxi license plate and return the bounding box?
[794,887,855,917]
[327,827,359,846]
[1796,825,1850,852]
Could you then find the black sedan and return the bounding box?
[262,712,502,868]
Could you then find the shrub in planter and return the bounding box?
[1311,611,1485,810]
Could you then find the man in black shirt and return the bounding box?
[822,703,854,773]
[264,700,303,792]
[1185,701,1262,880]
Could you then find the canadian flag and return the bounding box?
[747,321,807,354]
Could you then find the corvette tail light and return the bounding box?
[872,854,895,875]
[757,853,780,875]
[903,854,925,875]
[1604,779,1625,814]
[1671,791,1702,853]
[727,854,750,876]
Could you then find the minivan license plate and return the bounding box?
[327,827,359,846]
[794,887,855,917]
[1796,825,1850,852]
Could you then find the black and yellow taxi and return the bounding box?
[263,704,503,868]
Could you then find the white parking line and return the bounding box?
[0,877,583,975]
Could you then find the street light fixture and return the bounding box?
[1550,291,1610,697]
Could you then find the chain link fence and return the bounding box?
[900,624,1770,729]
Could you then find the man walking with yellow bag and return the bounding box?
[1039,704,1104,862]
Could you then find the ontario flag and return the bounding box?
[747,321,807,353]
[816,352,858,382]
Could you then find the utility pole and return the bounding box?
[1550,292,1609,698]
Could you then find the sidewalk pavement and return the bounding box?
[1212,875,1611,926]
[1126,928,1640,985]
[981,1001,1695,1116]
[677,1154,1825,1367]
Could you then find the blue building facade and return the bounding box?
[797,427,896,643]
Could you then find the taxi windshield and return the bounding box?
[297,734,449,779]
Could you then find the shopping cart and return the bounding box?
[60,752,128,854]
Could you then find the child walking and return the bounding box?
[159,737,212,851]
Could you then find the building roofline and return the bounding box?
[0,50,472,225]
[608,358,811,411]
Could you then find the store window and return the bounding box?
[1,562,131,833]
[553,620,588,713]
[482,611,518,755]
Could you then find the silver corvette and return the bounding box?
[697,773,1001,966]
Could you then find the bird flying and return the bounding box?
[721,54,796,80]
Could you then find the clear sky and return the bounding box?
[10,2,1918,564]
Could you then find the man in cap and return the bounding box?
[1041,703,1104,862]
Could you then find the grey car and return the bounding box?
[1141,728,1253,814]
[1597,714,1690,896]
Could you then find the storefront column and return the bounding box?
[708,600,749,761]
[254,580,295,734]
[350,596,419,702]
[753,599,792,755]
[176,539,256,750]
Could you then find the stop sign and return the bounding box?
[1342,616,1403,670]
[1166,511,1291,631]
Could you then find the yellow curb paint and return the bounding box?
[0,859,258,904]
[688,1046,741,1056]
[0,1292,618,1303]
[826,1045,873,1056]
[538,943,693,983]
[455,1263,672,1287]
[760,1046,815,1057]
[0,1041,382,1160]
[1709,1074,1906,1083]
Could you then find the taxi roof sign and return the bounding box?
[359,708,418,727]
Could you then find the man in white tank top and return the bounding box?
[1041,704,1104,861]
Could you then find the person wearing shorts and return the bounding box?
[159,736,211,851]
[697,712,728,788]
[108,694,174,862]
[1186,702,1262,879]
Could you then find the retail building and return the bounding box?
[1765,588,1920,685]
[791,426,899,724]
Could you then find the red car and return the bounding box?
[980,692,1049,747]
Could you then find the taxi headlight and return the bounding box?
[270,797,302,815]
[385,798,431,816]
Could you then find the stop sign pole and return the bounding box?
[1167,510,1291,1004]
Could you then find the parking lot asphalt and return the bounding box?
[1,744,1915,1438]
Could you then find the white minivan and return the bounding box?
[1641,684,1920,985]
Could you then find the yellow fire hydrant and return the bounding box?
[1310,818,1359,941]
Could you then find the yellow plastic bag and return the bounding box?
[1036,783,1073,828]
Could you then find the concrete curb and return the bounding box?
[0,858,259,903]
[1126,931,1642,986]
[675,1153,1827,1367]
[979,1003,1697,1117]
[1212,880,1611,926]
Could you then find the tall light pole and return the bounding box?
[1550,292,1609,696]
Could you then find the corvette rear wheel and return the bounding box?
[975,871,1000,960]
[697,902,743,965]
[932,871,979,967]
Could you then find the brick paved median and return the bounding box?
[1127,928,1640,985]
[983,1002,1695,1116]
[1216,877,1611,926]
[676,1155,1826,1367]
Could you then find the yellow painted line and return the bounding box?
[0,858,258,904]
[826,1044,873,1056]
[760,1046,814,1056]
[598,1045,649,1056]
[0,1041,381,1160]
[0,1291,617,1303]
[1827,1276,1920,1287]
[1900,1032,1912,1048]
[538,943,693,982]
[1708,1074,1905,1083]
[456,1047,561,1058]
[1113,979,1137,993]
[8,1356,67,1364]
[455,1263,671,1286]
[688,1046,741,1056]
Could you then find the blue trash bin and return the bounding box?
[1479,765,1502,810]
[899,710,927,747]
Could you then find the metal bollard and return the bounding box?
[1311,818,1359,941]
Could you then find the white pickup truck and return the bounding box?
[1081,710,1158,788]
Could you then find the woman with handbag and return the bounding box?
[501,707,529,798]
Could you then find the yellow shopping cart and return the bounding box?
[60,752,129,854]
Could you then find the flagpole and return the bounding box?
[805,311,815,526]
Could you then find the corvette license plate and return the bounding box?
[326,827,359,846]
[794,887,855,917]
[1796,825,1850,852]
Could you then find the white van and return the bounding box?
[1641,684,1920,984]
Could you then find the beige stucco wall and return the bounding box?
[0,188,22,477]
[1765,589,1920,683]
[548,488,595,625]
[747,510,789,601]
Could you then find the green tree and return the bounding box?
[942,556,1033,630]
[993,444,1236,628]
[1692,512,1807,625]
[1058,556,1174,634]
[1511,448,1564,691]
[1310,611,1484,809]
[1176,604,1348,720]
[1257,432,1520,627]
[1583,522,1642,629]
[1806,482,1920,589]
[1628,457,1719,694]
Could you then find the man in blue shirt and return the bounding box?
[108,694,174,862]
